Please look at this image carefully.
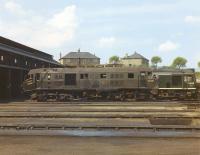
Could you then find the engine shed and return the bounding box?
[0,36,61,100]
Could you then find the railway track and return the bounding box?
[0,125,199,137]
[0,111,199,118]
[0,101,199,137]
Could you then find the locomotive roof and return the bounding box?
[29,67,152,74]
[153,68,195,73]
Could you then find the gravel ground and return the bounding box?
[0,136,199,155]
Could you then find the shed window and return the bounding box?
[80,74,88,79]
[100,73,107,79]
[128,73,134,78]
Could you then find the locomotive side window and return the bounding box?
[128,73,134,79]
[65,74,76,85]
[100,73,107,79]
[55,74,63,79]
[80,74,88,79]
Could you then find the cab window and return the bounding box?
[36,73,40,81]
[128,73,134,79]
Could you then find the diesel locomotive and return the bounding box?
[22,66,198,101]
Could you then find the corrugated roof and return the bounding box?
[62,52,100,59]
[0,36,53,60]
[123,52,148,60]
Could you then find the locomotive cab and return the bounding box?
[22,71,42,93]
[152,68,197,99]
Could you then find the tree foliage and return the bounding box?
[171,57,187,68]
[109,55,120,64]
[151,56,162,67]
[198,61,200,68]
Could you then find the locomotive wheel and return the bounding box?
[37,94,47,102]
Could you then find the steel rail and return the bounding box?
[0,125,200,131]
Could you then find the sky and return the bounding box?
[0,0,200,67]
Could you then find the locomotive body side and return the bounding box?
[22,67,198,101]
[23,67,155,101]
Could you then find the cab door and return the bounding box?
[65,74,77,86]
[139,72,146,87]
[35,73,40,88]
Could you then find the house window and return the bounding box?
[128,73,134,78]
[100,73,107,79]
[80,74,88,79]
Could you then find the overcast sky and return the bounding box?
[0,0,200,67]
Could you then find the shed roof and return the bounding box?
[0,36,53,60]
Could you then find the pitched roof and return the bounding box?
[123,52,148,61]
[61,52,100,59]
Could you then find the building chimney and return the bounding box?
[60,52,62,59]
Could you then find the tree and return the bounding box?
[171,57,187,69]
[109,56,120,64]
[198,61,200,68]
[151,56,162,68]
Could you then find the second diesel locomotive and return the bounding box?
[22,66,198,101]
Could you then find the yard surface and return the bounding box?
[0,136,199,155]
